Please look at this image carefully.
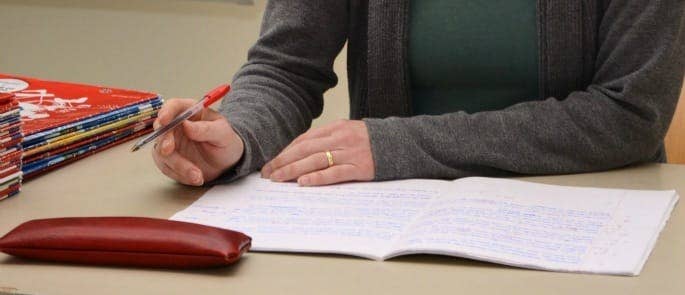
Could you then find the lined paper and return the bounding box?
[172,175,447,259]
[171,174,678,275]
[392,177,678,274]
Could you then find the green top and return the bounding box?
[409,1,540,115]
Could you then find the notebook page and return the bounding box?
[390,177,678,275]
[171,174,447,260]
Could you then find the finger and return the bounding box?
[182,119,232,147]
[154,126,182,156]
[155,105,226,156]
[158,151,204,186]
[270,150,340,182]
[297,164,359,187]
[152,118,175,154]
[155,99,195,156]
[156,99,196,125]
[152,147,184,181]
[262,137,337,178]
[159,161,185,183]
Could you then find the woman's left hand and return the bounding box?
[261,119,375,186]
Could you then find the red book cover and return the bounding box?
[0,92,15,104]
[0,74,160,136]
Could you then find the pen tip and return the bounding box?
[130,146,139,153]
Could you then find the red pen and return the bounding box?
[130,84,230,152]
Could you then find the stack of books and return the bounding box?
[0,93,23,200]
[0,74,162,180]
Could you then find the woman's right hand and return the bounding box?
[151,98,244,186]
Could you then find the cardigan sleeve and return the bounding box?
[364,0,685,180]
[212,1,348,183]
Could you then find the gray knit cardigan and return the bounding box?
[216,0,685,183]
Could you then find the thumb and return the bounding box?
[182,119,231,146]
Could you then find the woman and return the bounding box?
[152,0,684,187]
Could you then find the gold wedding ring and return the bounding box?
[325,150,334,167]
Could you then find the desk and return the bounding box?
[0,144,683,295]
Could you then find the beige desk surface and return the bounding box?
[0,144,683,295]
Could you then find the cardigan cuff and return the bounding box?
[363,117,427,181]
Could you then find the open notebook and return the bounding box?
[171,174,679,276]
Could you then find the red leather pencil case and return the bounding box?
[0,217,251,269]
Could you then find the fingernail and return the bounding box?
[162,139,171,151]
[190,170,202,185]
[298,176,310,186]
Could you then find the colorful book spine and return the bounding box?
[0,74,162,182]
[0,93,23,201]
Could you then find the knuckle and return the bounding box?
[270,158,284,169]
[301,141,317,154]
[161,99,193,114]
[329,168,343,180]
[175,161,191,174]
[165,159,180,173]
[333,119,348,126]
[173,98,194,105]
[310,172,324,184]
[157,111,168,122]
[282,165,297,178]
[159,164,174,178]
[166,156,184,171]
[199,123,210,134]
[291,135,305,146]
[218,117,231,129]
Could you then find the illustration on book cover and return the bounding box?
[0,78,91,120]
